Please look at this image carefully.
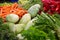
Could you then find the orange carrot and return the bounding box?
[0,3,28,22]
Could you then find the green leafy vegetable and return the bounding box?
[0,18,18,40]
[22,27,48,40]
[22,12,60,40]
[22,0,42,10]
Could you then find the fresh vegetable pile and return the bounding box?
[0,0,60,40]
[0,3,27,21]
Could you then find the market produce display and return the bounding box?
[0,0,60,40]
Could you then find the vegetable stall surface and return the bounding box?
[0,0,60,40]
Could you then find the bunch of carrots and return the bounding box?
[0,3,27,21]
